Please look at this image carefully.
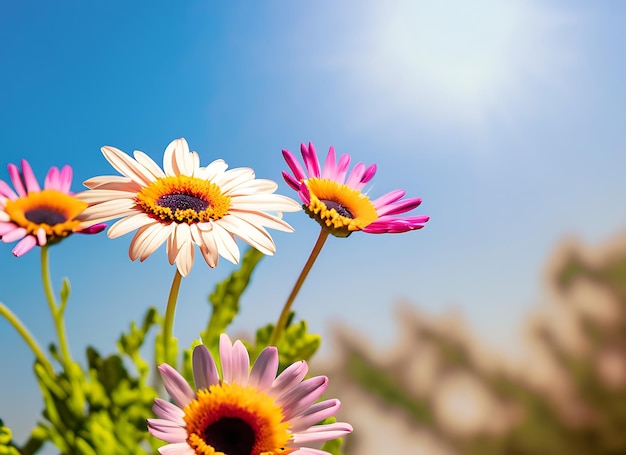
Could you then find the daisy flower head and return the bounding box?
[282,142,430,238]
[0,159,105,257]
[148,334,352,455]
[77,138,301,277]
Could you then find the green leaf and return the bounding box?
[200,247,264,360]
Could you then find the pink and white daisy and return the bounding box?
[148,334,352,454]
[282,142,429,237]
[0,159,105,257]
[77,138,301,277]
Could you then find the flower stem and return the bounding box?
[0,302,54,374]
[41,245,72,367]
[163,269,183,367]
[269,228,329,346]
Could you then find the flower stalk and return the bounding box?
[162,268,183,367]
[269,228,329,345]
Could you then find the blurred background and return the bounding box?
[1,1,625,453]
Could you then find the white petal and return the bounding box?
[213,167,255,192]
[76,188,139,203]
[196,159,228,181]
[82,176,141,192]
[108,213,153,239]
[230,194,302,212]
[230,209,295,233]
[101,146,155,186]
[133,150,166,180]
[216,215,276,255]
[211,223,240,264]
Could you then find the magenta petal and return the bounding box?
[282,171,302,192]
[301,142,321,178]
[77,223,107,234]
[282,150,307,182]
[376,197,422,217]
[372,189,406,209]
[360,163,377,184]
[192,345,219,390]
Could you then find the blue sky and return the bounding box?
[1,0,626,448]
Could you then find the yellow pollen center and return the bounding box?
[135,175,231,224]
[304,178,378,236]
[183,382,292,455]
[4,190,87,239]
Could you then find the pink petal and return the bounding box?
[345,162,366,189]
[7,163,26,197]
[2,226,27,242]
[157,364,195,408]
[321,146,337,180]
[12,235,37,257]
[192,345,220,390]
[219,333,235,383]
[20,159,41,193]
[0,180,18,199]
[290,422,353,444]
[289,399,342,432]
[271,361,308,399]
[147,419,188,443]
[152,398,185,422]
[277,375,328,421]
[248,346,279,392]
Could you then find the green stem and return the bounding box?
[163,269,183,367]
[41,245,72,366]
[269,228,329,346]
[0,302,54,374]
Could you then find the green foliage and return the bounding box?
[20,307,162,455]
[254,319,321,372]
[0,420,20,455]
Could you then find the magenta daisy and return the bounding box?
[148,334,352,455]
[0,159,105,257]
[282,142,429,237]
[77,138,301,277]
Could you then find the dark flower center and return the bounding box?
[320,199,353,219]
[157,193,209,213]
[25,209,67,226]
[203,417,256,455]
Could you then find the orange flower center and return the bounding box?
[4,189,87,240]
[136,175,231,224]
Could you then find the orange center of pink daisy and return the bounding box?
[183,382,292,455]
[4,189,87,239]
[303,178,379,237]
[135,175,231,224]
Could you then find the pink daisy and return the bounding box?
[282,142,429,237]
[0,159,105,257]
[148,334,352,454]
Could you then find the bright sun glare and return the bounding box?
[325,0,577,129]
